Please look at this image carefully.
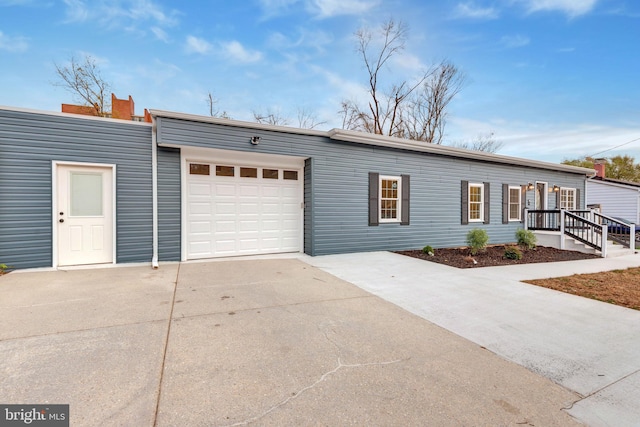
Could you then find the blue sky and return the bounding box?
[1,0,639,163]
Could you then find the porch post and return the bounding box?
[631,224,636,255]
[523,208,529,230]
[559,210,565,250]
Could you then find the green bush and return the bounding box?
[504,246,523,260]
[466,229,489,255]
[516,229,537,249]
[422,245,434,256]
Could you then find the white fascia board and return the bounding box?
[587,178,640,193]
[328,128,596,176]
[0,105,152,127]
[150,108,595,176]
[150,109,326,137]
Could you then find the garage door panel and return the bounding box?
[187,159,302,259]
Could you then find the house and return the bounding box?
[586,159,640,224]
[0,105,595,270]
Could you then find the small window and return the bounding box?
[189,164,210,175]
[283,170,298,180]
[216,165,234,177]
[560,188,576,210]
[240,167,257,178]
[508,186,521,221]
[263,169,279,179]
[468,183,484,222]
[380,176,401,222]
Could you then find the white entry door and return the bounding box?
[56,164,114,266]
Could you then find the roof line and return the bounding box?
[328,128,596,175]
[149,109,327,137]
[0,105,152,126]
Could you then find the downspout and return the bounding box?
[151,117,159,269]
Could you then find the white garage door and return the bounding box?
[186,160,303,259]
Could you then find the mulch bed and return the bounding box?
[396,245,600,268]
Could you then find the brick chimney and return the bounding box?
[593,158,606,178]
[111,94,135,120]
[62,94,151,122]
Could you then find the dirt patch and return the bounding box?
[525,268,640,310]
[396,245,599,269]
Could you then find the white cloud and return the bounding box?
[517,0,599,18]
[222,41,263,63]
[150,26,168,42]
[448,116,640,163]
[307,0,378,18]
[0,31,28,52]
[185,35,212,54]
[62,0,180,31]
[454,2,499,19]
[501,34,530,48]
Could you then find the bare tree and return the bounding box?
[253,109,290,126]
[53,55,111,116]
[206,91,231,118]
[296,107,327,130]
[402,61,465,144]
[340,19,465,143]
[454,132,504,153]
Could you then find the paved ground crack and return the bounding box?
[221,356,406,427]
[221,322,408,426]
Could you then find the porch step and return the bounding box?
[532,231,636,258]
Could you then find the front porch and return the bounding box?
[525,210,638,258]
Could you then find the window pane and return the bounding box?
[189,164,210,175]
[216,165,234,177]
[263,169,278,179]
[70,172,103,216]
[240,167,257,178]
[283,170,298,180]
[509,188,520,220]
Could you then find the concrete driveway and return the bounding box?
[307,251,640,427]
[0,257,583,426]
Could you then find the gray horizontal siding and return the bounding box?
[0,109,152,269]
[157,116,587,256]
[157,146,181,261]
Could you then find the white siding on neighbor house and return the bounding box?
[587,180,640,223]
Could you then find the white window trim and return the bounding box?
[560,187,577,210]
[468,182,484,223]
[508,185,521,221]
[379,175,402,223]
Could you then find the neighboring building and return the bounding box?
[62,93,151,123]
[587,159,640,224]
[0,105,594,270]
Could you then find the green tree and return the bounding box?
[562,155,640,182]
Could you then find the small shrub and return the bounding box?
[466,228,489,255]
[516,229,536,249]
[0,263,9,275]
[504,246,523,260]
[422,245,434,256]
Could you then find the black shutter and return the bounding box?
[556,188,561,209]
[483,182,490,224]
[502,184,509,224]
[369,172,379,226]
[576,189,581,210]
[401,175,410,225]
[461,180,469,225]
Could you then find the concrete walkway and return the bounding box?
[306,252,640,427]
[1,258,585,426]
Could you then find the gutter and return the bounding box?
[151,117,159,269]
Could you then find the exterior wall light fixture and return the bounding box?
[250,136,261,145]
